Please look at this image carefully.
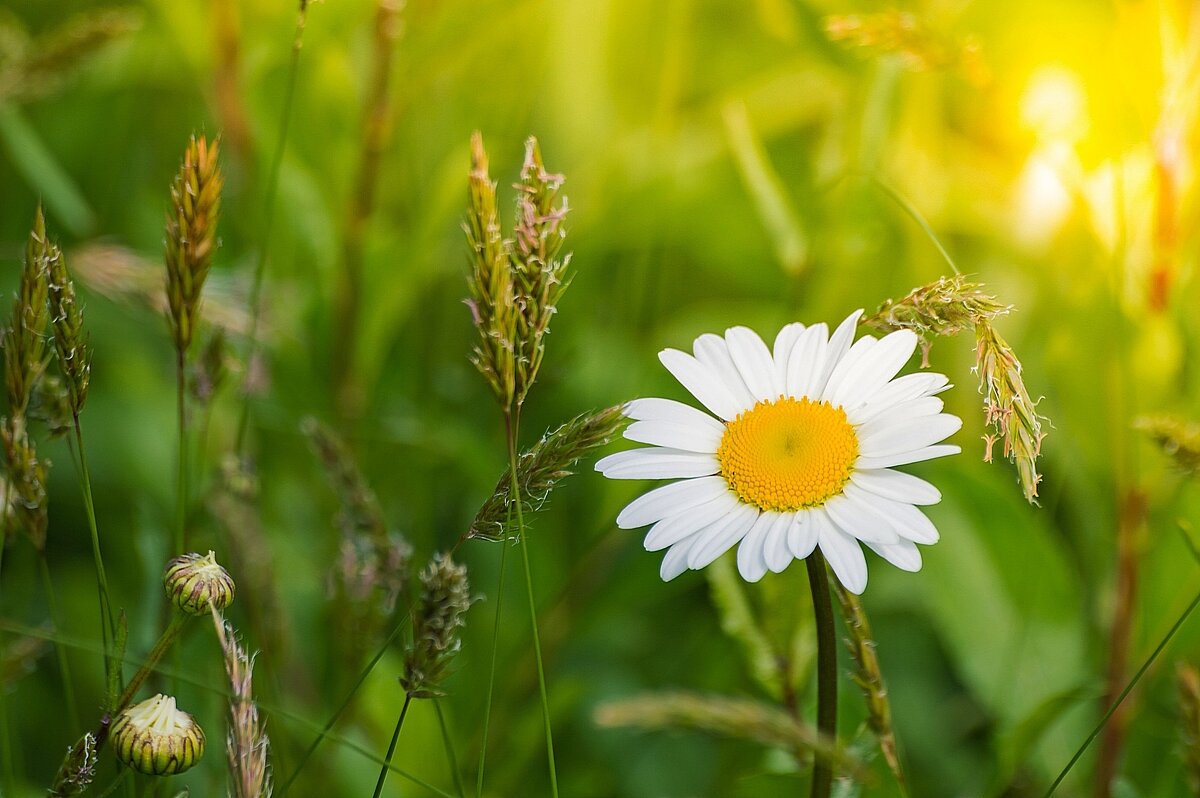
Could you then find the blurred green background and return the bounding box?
[2,0,1200,796]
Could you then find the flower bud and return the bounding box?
[111,694,205,775]
[164,550,235,615]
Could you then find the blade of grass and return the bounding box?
[435,699,466,798]
[474,536,509,798]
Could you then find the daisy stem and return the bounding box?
[807,551,837,798]
[474,534,509,798]
[371,693,413,798]
[1043,585,1200,797]
[506,412,561,798]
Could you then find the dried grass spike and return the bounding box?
[165,135,223,354]
[212,610,272,798]
[48,732,98,796]
[975,322,1046,503]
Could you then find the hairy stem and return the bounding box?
[371,693,413,798]
[807,552,837,798]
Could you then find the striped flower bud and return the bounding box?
[164,550,235,615]
[111,694,205,775]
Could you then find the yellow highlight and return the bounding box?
[717,397,858,513]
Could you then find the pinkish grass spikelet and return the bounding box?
[212,610,272,798]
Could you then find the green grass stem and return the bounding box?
[371,693,413,798]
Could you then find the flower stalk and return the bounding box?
[807,552,837,798]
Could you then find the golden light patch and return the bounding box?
[717,397,858,512]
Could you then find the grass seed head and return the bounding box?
[48,732,98,797]
[211,611,272,798]
[4,207,53,418]
[1137,415,1200,477]
[401,552,470,698]
[43,215,91,414]
[165,134,223,354]
[468,405,626,542]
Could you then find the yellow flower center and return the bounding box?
[717,397,859,512]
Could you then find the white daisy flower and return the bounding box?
[596,310,961,594]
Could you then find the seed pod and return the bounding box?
[164,550,235,615]
[111,694,205,776]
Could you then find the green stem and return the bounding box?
[175,346,188,554]
[506,412,560,798]
[278,617,410,794]
[1044,586,1200,797]
[435,699,466,798]
[99,612,190,748]
[371,693,413,798]
[807,552,837,798]
[474,533,510,798]
[39,551,80,730]
[73,416,116,668]
[235,0,311,455]
[0,539,17,797]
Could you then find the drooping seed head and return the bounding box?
[164,550,235,615]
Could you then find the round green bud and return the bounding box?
[111,694,205,776]
[164,550,235,615]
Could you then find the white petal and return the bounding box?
[825,330,918,409]
[765,512,795,573]
[850,372,951,425]
[849,490,940,543]
[596,448,720,480]
[643,493,740,551]
[659,349,742,421]
[788,509,818,559]
[811,309,864,399]
[815,512,868,594]
[725,327,778,403]
[737,512,775,582]
[823,492,900,544]
[856,444,961,469]
[624,419,723,453]
[772,323,806,395]
[626,398,728,436]
[785,323,829,398]
[849,469,941,505]
[693,334,758,411]
[687,504,759,569]
[819,335,876,405]
[865,539,923,572]
[660,536,700,581]
[856,397,945,437]
[616,476,729,529]
[859,413,963,458]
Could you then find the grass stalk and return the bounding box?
[371,694,413,798]
[72,417,116,666]
[38,552,80,730]
[1044,586,1200,797]
[235,0,312,455]
[0,541,17,797]
[807,552,837,798]
[474,535,509,798]
[506,412,561,798]
[175,347,188,554]
[278,617,410,794]
[435,699,466,798]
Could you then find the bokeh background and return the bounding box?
[2,0,1200,796]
